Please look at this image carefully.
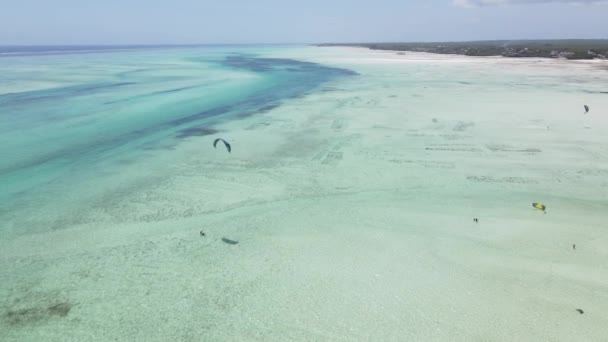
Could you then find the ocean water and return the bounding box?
[0,46,355,237]
[1,46,608,341]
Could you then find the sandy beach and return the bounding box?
[1,46,608,341]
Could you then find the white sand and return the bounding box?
[1,47,608,341]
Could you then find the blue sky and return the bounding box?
[0,0,606,44]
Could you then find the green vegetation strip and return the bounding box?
[318,40,608,60]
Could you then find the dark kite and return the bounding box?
[213,138,231,153]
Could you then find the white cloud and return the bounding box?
[453,0,607,7]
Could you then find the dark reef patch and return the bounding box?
[157,56,357,131]
[582,90,608,94]
[176,126,219,138]
[257,104,280,113]
[221,55,358,77]
[105,85,201,105]
[221,238,239,245]
[0,82,136,107]
[4,301,72,325]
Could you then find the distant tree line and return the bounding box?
[317,40,608,60]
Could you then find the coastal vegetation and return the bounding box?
[318,40,608,60]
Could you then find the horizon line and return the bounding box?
[1,38,608,47]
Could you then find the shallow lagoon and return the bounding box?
[1,46,607,341]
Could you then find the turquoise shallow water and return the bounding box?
[1,46,608,341]
[0,46,355,236]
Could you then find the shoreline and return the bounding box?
[309,46,608,76]
[317,40,608,61]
